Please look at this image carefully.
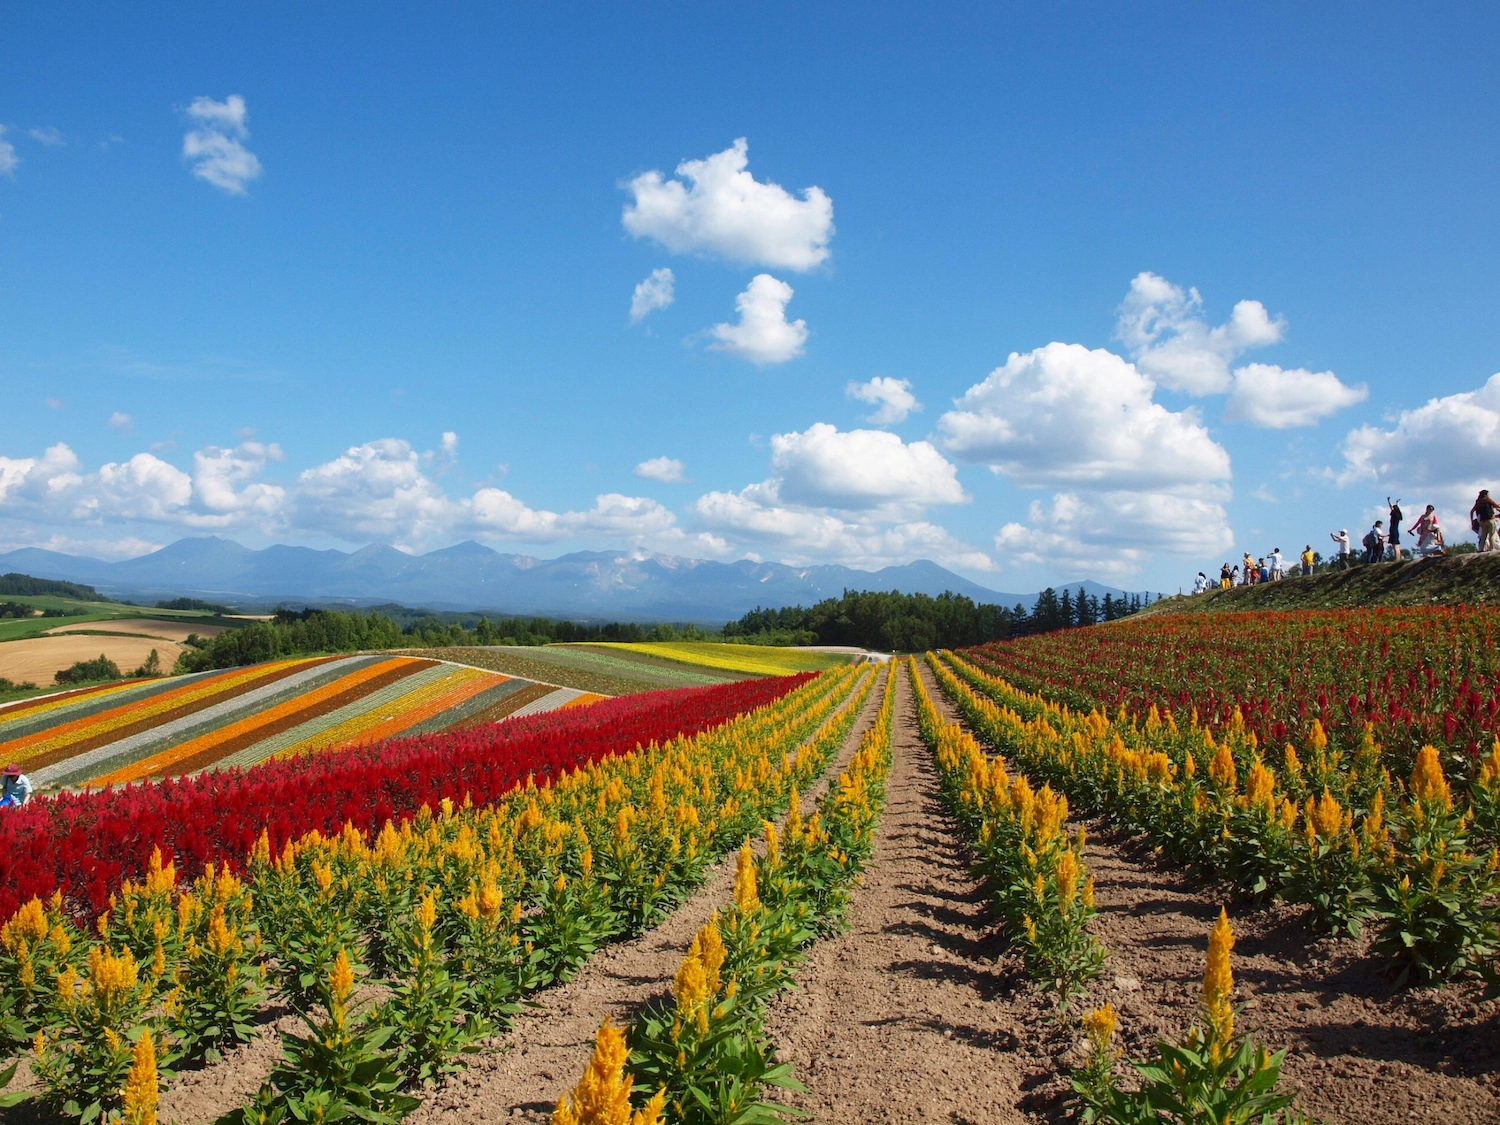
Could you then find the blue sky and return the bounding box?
[1,3,1497,594]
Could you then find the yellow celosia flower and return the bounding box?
[1409,745,1452,811]
[121,1030,158,1125]
[1209,742,1237,790]
[1307,720,1328,753]
[5,897,48,949]
[89,945,139,1008]
[477,879,503,922]
[1202,908,1235,1052]
[1478,741,1500,793]
[1310,789,1343,841]
[733,843,759,914]
[1056,849,1080,910]
[553,1020,637,1125]
[1082,1003,1117,1052]
[418,891,438,934]
[329,948,355,1005]
[1245,759,1276,812]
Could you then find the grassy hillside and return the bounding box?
[1144,551,1500,615]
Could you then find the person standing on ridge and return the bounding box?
[1219,562,1232,589]
[1387,497,1404,560]
[1300,544,1315,576]
[1270,547,1284,580]
[1363,520,1386,565]
[1330,529,1352,568]
[1471,490,1498,552]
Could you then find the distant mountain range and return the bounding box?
[0,537,1141,622]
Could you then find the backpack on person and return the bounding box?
[1363,530,1380,552]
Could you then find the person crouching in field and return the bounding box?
[1411,505,1443,557]
[1,765,32,808]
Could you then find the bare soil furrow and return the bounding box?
[764,666,1065,1124]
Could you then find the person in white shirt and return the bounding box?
[1330,529,1352,569]
[1269,548,1284,580]
[1192,572,1208,594]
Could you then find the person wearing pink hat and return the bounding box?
[0,764,31,808]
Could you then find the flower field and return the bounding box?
[581,641,854,677]
[961,606,1500,780]
[0,656,604,791]
[0,665,862,1125]
[0,608,1493,1125]
[0,671,816,921]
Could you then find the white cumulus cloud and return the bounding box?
[183,95,262,195]
[1224,363,1368,428]
[771,424,966,511]
[622,138,833,271]
[1337,373,1500,517]
[0,441,284,530]
[940,340,1235,577]
[940,342,1230,489]
[995,488,1236,581]
[1116,271,1284,395]
[629,268,675,323]
[707,274,807,365]
[108,412,134,433]
[847,377,920,425]
[635,456,686,483]
[687,423,987,572]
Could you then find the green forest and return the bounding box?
[724,586,1152,651]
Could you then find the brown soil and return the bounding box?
[762,660,1497,1124]
[40,619,230,642]
[0,636,186,685]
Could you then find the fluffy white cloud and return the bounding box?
[192,442,286,519]
[293,439,468,544]
[771,424,966,511]
[183,95,262,195]
[691,486,993,572]
[629,268,675,323]
[994,488,1235,581]
[108,412,134,433]
[0,441,283,530]
[1116,272,1284,395]
[686,422,987,571]
[28,127,64,147]
[440,431,459,456]
[635,456,686,483]
[1224,363,1367,428]
[622,138,833,271]
[939,335,1238,576]
[560,494,678,537]
[847,377,920,425]
[940,342,1230,489]
[707,274,807,365]
[1337,373,1500,515]
[0,127,18,177]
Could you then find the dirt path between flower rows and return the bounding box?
[402,672,884,1125]
[767,660,1498,1125]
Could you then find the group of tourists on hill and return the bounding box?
[1191,489,1500,594]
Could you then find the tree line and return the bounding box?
[723,586,1154,653]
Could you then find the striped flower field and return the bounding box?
[0,655,602,789]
